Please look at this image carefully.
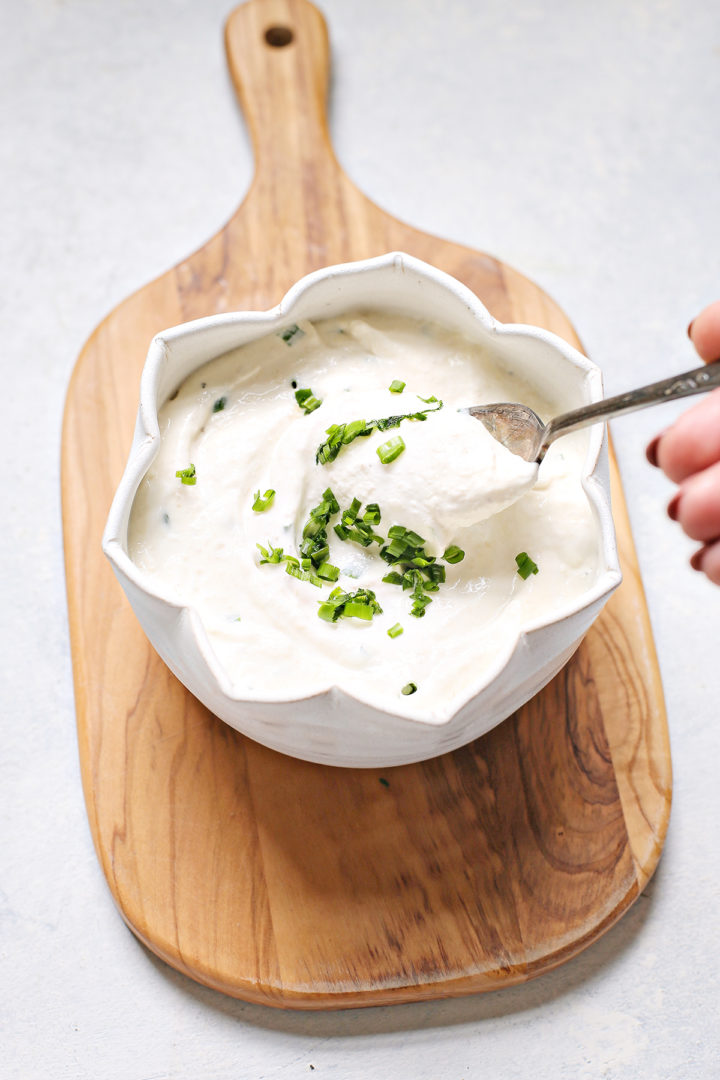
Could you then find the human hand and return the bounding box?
[646,300,720,584]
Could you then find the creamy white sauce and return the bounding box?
[321,389,538,549]
[128,313,601,721]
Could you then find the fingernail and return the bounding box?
[646,434,662,467]
[690,547,706,571]
[667,493,681,521]
[687,318,695,339]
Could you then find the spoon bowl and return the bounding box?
[469,358,720,462]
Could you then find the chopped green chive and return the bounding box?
[256,493,342,589]
[212,396,227,412]
[377,436,405,464]
[295,387,323,414]
[389,380,405,394]
[317,562,340,582]
[443,545,465,564]
[401,682,417,696]
[334,498,384,550]
[316,422,369,465]
[284,556,322,587]
[387,623,403,639]
[379,777,390,787]
[299,488,340,567]
[342,419,367,443]
[410,593,432,617]
[515,552,539,579]
[315,399,443,465]
[255,487,462,620]
[343,602,375,620]
[252,488,276,512]
[404,529,425,547]
[280,324,304,344]
[382,571,404,586]
[290,569,322,587]
[378,524,454,618]
[175,464,196,485]
[256,541,284,564]
[317,587,383,623]
[256,543,321,589]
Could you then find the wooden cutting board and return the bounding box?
[61,0,671,1009]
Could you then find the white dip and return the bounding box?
[128,313,601,721]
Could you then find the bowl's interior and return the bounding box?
[150,259,597,421]
[105,254,618,740]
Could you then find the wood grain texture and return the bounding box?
[61,0,672,1009]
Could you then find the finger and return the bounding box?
[690,539,720,586]
[672,459,720,542]
[654,387,720,483]
[689,299,720,362]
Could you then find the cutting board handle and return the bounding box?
[225,0,337,188]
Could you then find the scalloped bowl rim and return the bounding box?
[103,252,621,735]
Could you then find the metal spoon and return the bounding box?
[467,358,720,463]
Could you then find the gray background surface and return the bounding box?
[2,1,719,1076]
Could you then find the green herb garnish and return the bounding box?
[401,682,417,696]
[381,571,404,586]
[378,525,464,619]
[255,485,463,620]
[442,545,465,564]
[334,498,385,549]
[256,541,285,564]
[317,562,340,582]
[295,387,323,415]
[389,380,405,394]
[284,556,323,587]
[410,591,433,618]
[317,587,383,623]
[212,396,227,412]
[256,491,341,587]
[252,488,276,512]
[379,777,390,787]
[387,623,403,639]
[515,552,539,579]
[280,324,304,344]
[299,488,340,567]
[175,464,196,485]
[376,436,405,464]
[315,399,443,465]
[379,525,443,618]
[343,602,375,620]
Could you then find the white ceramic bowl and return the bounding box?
[103,252,621,767]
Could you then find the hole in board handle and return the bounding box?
[265,25,294,47]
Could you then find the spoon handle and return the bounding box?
[543,358,720,454]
